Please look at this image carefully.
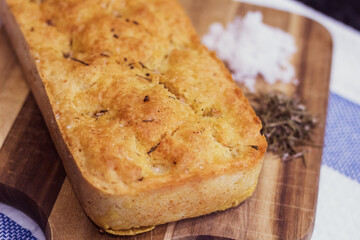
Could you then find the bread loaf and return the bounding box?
[0,0,267,235]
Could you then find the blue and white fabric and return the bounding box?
[0,204,43,240]
[323,93,360,183]
[0,213,37,240]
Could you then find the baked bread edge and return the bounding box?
[0,0,266,235]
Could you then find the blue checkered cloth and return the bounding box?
[0,213,37,240]
[323,93,360,182]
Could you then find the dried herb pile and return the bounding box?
[248,92,317,164]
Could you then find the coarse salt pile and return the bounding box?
[202,12,297,92]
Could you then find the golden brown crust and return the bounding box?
[105,225,155,236]
[1,0,267,234]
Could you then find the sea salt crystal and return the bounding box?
[202,12,297,92]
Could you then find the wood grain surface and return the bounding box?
[0,1,332,239]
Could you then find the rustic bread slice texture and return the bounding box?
[0,0,267,235]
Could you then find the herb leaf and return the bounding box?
[248,91,317,164]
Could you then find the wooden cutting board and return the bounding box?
[0,1,332,239]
